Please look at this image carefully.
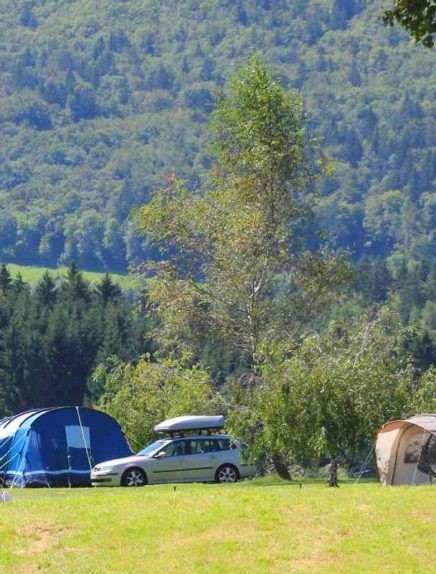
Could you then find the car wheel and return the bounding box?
[121,467,147,487]
[215,464,239,484]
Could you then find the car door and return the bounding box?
[147,439,190,483]
[181,439,219,481]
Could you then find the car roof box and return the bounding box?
[154,415,225,434]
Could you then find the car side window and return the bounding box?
[216,439,231,451]
[189,439,230,454]
[189,439,215,454]
[189,440,205,455]
[159,440,187,457]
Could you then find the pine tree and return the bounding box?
[93,36,106,60]
[95,273,121,305]
[12,272,27,294]
[19,2,38,29]
[65,69,75,94]
[0,265,12,296]
[35,271,57,306]
[61,262,91,303]
[0,290,34,412]
[331,0,361,28]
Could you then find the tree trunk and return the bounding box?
[272,454,291,480]
[329,459,339,487]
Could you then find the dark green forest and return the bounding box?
[0,263,150,416]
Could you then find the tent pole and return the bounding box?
[354,442,375,484]
[0,431,28,466]
[67,447,72,488]
[8,431,30,489]
[75,407,93,471]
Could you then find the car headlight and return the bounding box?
[94,466,115,474]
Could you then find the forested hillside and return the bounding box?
[0,0,434,323]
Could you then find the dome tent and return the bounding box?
[376,414,436,486]
[0,407,131,487]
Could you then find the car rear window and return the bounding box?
[189,438,231,454]
[216,439,231,451]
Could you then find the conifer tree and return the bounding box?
[35,271,57,306]
[95,273,121,305]
[61,261,91,303]
[0,265,12,296]
[13,272,27,294]
[19,2,38,29]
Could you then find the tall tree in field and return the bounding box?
[250,311,415,471]
[134,58,349,372]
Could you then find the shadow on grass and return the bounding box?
[240,475,378,488]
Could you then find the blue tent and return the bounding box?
[0,407,132,487]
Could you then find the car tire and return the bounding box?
[215,464,239,484]
[121,467,147,487]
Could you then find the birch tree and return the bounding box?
[134,58,349,371]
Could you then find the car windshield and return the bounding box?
[137,440,170,457]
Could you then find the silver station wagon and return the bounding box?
[91,416,256,486]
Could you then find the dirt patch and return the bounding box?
[15,523,69,566]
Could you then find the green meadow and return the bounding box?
[1,263,142,290]
[1,478,435,574]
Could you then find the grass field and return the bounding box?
[1,263,143,290]
[1,477,435,574]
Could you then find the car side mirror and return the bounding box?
[154,451,167,458]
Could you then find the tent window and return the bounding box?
[423,436,436,465]
[65,425,90,449]
[404,439,421,463]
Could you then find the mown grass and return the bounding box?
[1,263,142,290]
[1,477,435,574]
